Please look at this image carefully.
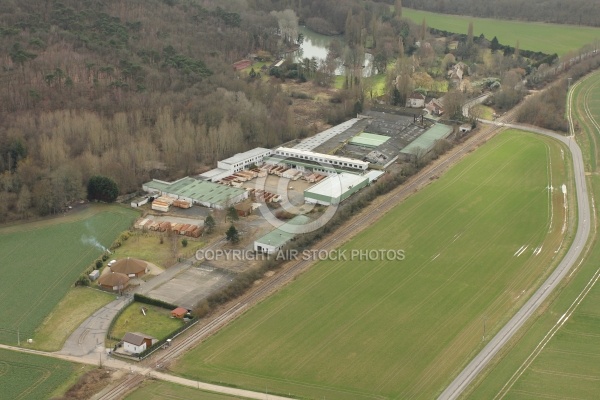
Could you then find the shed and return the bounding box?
[234,202,254,217]
[171,307,188,319]
[130,197,148,208]
[88,270,100,281]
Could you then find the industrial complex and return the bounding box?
[139,110,457,247]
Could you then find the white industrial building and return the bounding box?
[217,148,273,172]
[254,215,312,254]
[199,147,273,182]
[304,173,369,206]
[272,147,369,172]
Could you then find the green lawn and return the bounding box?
[173,130,570,399]
[0,349,79,400]
[464,70,600,400]
[125,381,244,400]
[0,204,138,345]
[110,231,205,269]
[403,8,600,55]
[27,287,115,351]
[110,302,183,342]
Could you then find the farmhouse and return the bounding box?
[406,92,426,108]
[110,258,148,278]
[122,332,154,354]
[304,173,370,206]
[97,272,129,292]
[143,177,248,209]
[254,215,312,254]
[426,98,445,116]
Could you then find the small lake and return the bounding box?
[296,26,373,77]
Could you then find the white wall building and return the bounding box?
[122,332,153,354]
[273,147,369,171]
[217,148,273,173]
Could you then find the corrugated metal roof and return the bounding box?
[144,177,246,207]
[349,132,391,148]
[401,124,453,156]
[255,215,312,248]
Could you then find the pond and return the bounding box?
[295,26,374,77]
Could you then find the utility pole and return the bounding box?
[482,316,487,342]
[17,328,20,346]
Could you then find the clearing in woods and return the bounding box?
[173,130,573,399]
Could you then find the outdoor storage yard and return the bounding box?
[173,131,573,399]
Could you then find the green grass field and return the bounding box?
[0,348,79,399]
[110,302,183,342]
[125,381,243,400]
[111,231,205,269]
[28,287,114,351]
[463,70,600,400]
[173,130,570,399]
[0,204,138,345]
[403,8,600,56]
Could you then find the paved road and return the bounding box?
[60,238,225,357]
[438,120,591,400]
[0,343,291,400]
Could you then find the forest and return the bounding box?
[401,0,600,27]
[0,0,591,221]
[0,0,421,221]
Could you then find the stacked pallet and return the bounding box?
[173,199,191,209]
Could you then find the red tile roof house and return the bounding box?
[426,98,445,116]
[232,59,252,71]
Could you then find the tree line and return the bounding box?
[400,0,600,27]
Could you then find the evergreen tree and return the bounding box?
[87,176,118,203]
[226,224,240,244]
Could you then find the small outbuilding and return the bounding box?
[110,258,148,278]
[122,332,154,354]
[97,272,129,292]
[171,307,188,319]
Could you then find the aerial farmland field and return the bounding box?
[404,8,600,56]
[174,130,573,399]
[464,70,600,400]
[0,348,78,400]
[0,204,138,345]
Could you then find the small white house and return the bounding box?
[459,124,473,133]
[122,332,153,354]
[406,92,426,108]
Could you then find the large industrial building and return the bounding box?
[400,123,453,159]
[304,173,370,206]
[254,215,312,254]
[199,148,273,182]
[143,177,248,209]
[263,147,369,176]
